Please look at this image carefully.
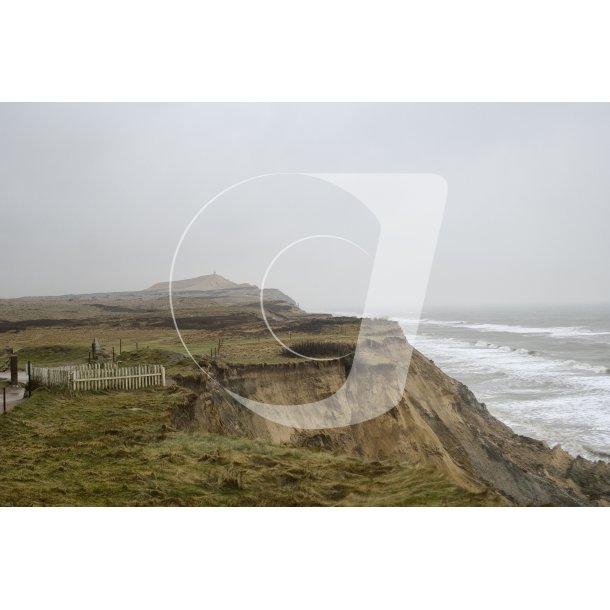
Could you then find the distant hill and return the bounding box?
[143,273,298,307]
[146,273,240,293]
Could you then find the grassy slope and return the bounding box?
[0,387,498,506]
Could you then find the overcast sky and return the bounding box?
[1,104,609,310]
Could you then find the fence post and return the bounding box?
[27,361,32,397]
[161,366,166,387]
[3,387,5,413]
[9,355,18,386]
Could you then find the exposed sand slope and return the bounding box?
[175,347,610,506]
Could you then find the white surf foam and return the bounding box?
[416,319,610,339]
[406,328,610,462]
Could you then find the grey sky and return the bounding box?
[1,104,609,309]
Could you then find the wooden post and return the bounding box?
[27,361,32,397]
[9,355,18,386]
[112,346,115,362]
[3,387,5,413]
[161,366,166,387]
[119,339,122,354]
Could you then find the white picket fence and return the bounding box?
[31,363,166,391]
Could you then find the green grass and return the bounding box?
[3,328,364,368]
[12,344,197,376]
[116,347,195,376]
[15,344,91,367]
[0,387,498,506]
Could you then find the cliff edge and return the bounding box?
[174,346,610,506]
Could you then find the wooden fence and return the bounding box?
[31,363,166,391]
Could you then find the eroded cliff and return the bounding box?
[174,347,610,506]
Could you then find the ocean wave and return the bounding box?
[471,340,535,355]
[583,446,610,460]
[560,360,610,375]
[404,321,610,462]
[411,332,609,377]
[417,319,610,339]
[516,348,537,356]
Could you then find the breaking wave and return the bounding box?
[404,324,610,462]
[418,319,610,339]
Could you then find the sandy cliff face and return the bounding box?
[174,348,610,506]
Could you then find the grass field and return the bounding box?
[2,323,370,369]
[0,386,497,506]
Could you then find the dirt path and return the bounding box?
[0,371,27,413]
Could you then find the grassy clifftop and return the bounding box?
[0,386,497,506]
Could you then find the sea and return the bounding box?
[398,304,610,462]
